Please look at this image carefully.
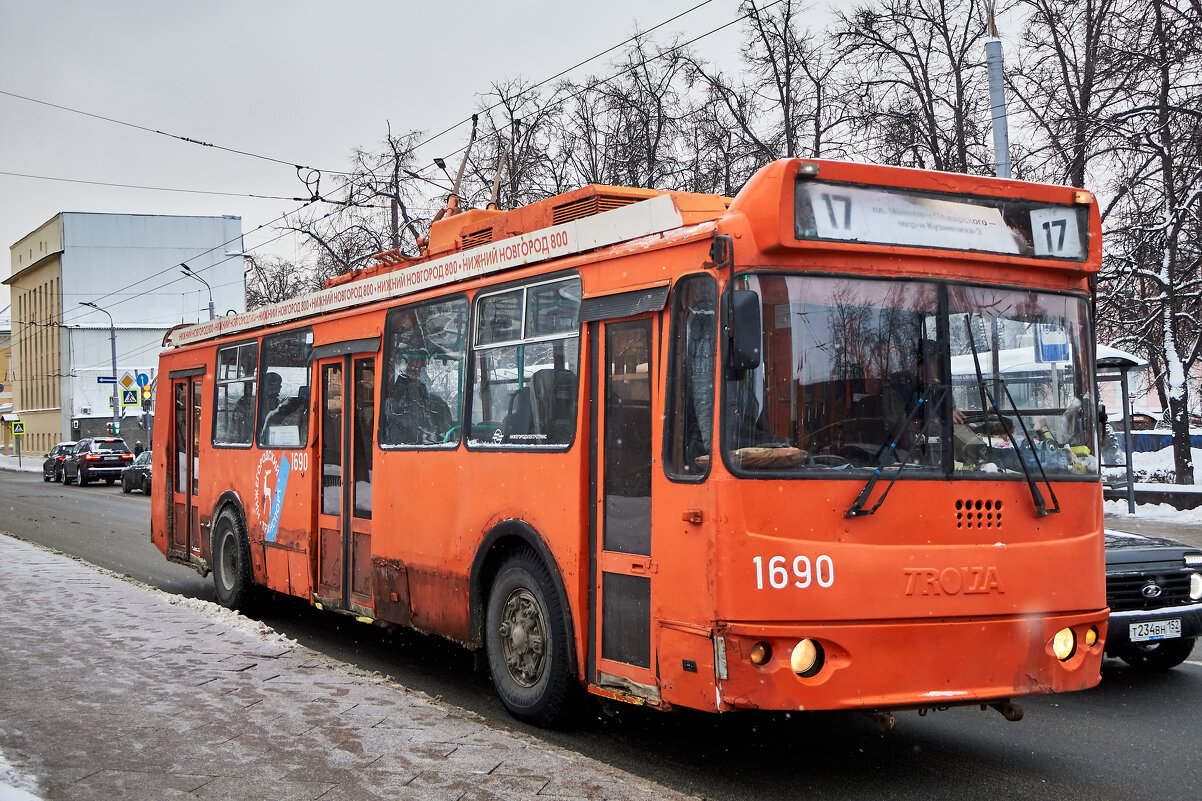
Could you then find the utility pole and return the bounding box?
[986,4,1012,179]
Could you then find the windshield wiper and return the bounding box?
[845,386,948,518]
[963,316,1059,518]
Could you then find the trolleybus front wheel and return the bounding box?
[212,509,255,611]
[485,550,572,727]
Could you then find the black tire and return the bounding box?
[121,477,132,493]
[43,472,51,482]
[212,509,255,611]
[141,477,150,495]
[78,470,89,487]
[61,469,71,485]
[485,549,573,727]
[1118,638,1195,671]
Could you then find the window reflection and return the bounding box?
[722,275,1097,477]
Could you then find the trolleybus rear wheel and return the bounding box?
[485,550,572,726]
[212,509,255,611]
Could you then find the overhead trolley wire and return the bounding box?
[411,0,783,179]
[412,0,719,153]
[0,169,314,202]
[0,88,352,176]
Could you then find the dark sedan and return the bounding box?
[62,437,133,486]
[1105,529,1202,670]
[42,441,77,482]
[121,450,152,494]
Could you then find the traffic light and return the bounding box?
[105,422,113,435]
[141,385,152,410]
[113,421,120,436]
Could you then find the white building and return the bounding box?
[6,212,245,451]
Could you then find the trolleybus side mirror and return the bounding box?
[728,289,762,371]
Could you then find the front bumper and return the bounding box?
[1105,602,1202,650]
[708,611,1107,713]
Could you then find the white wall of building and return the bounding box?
[63,212,245,329]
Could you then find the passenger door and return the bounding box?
[314,354,376,615]
[592,316,658,699]
[170,376,202,558]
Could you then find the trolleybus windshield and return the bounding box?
[723,274,1097,479]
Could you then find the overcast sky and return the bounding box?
[0,0,764,318]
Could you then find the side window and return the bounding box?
[469,277,581,448]
[213,341,259,446]
[256,329,313,449]
[664,274,717,478]
[379,296,468,447]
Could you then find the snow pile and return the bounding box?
[163,593,299,648]
[0,749,44,801]
[1104,444,1202,486]
[1104,499,1201,524]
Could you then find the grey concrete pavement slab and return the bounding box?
[0,534,697,801]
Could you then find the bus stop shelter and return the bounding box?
[1096,345,1148,514]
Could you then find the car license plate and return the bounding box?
[1130,619,1181,642]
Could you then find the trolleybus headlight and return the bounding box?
[750,641,772,666]
[1084,626,1099,648]
[790,639,825,677]
[1189,572,1202,601]
[1052,628,1077,661]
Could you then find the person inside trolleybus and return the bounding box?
[881,338,968,464]
[385,349,454,445]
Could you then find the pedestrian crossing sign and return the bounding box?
[12,422,24,435]
[121,389,140,407]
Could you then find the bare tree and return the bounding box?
[564,35,692,189]
[836,0,994,173]
[289,124,431,276]
[468,79,574,210]
[1099,0,1202,483]
[690,1,852,164]
[244,255,321,310]
[1007,0,1132,189]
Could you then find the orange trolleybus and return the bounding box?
[153,158,1108,727]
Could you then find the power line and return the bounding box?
[0,88,351,176]
[412,0,780,181]
[413,0,720,154]
[0,169,315,202]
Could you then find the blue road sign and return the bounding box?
[121,389,140,407]
[136,373,150,387]
[98,376,118,384]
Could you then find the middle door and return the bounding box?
[316,355,376,614]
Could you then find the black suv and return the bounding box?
[62,437,133,486]
[1105,530,1202,670]
[42,441,77,482]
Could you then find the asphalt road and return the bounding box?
[2,468,1199,801]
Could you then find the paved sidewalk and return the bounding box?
[0,452,43,473]
[0,535,695,801]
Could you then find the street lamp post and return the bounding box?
[180,263,215,321]
[80,301,120,436]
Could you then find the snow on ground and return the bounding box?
[1103,499,1201,524]
[161,593,300,648]
[1107,443,1202,486]
[0,750,44,801]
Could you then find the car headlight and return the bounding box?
[1190,572,1202,602]
[1184,553,1202,569]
